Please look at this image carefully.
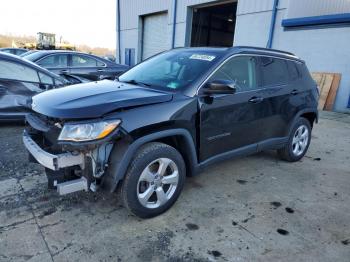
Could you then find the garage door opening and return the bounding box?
[141,12,169,60]
[190,2,237,47]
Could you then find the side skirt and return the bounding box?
[196,137,288,172]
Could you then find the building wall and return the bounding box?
[117,0,350,112]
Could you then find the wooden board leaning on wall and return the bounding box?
[311,73,341,111]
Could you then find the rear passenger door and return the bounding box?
[69,54,105,81]
[37,54,69,76]
[257,56,300,143]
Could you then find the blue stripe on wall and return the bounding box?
[282,13,350,27]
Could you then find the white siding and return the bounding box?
[287,0,350,18]
[119,0,171,30]
[237,0,288,15]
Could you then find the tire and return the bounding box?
[278,117,312,162]
[121,142,186,218]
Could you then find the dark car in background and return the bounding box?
[0,52,69,120]
[0,48,28,56]
[23,50,129,81]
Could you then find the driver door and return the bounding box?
[199,55,265,162]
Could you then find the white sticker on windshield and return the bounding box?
[189,54,216,61]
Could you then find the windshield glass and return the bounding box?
[19,50,38,57]
[23,51,45,61]
[119,49,222,91]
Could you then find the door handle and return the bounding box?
[248,96,263,103]
[291,89,299,95]
[97,69,104,72]
[60,69,69,74]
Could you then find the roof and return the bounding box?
[233,46,300,60]
[28,50,115,64]
[171,46,301,61]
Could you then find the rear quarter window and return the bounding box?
[260,57,289,86]
[287,61,300,80]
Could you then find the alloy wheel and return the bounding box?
[137,158,179,209]
[292,125,309,156]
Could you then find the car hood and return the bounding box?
[32,80,173,119]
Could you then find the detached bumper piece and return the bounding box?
[23,131,84,171]
[56,177,88,195]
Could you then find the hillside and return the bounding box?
[0,34,115,56]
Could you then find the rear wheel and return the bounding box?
[278,118,312,162]
[121,142,186,218]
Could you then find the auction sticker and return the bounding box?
[189,54,216,61]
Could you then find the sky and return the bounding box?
[0,0,116,49]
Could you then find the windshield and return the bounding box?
[23,51,45,61]
[118,50,222,91]
[19,50,38,57]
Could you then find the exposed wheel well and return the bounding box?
[154,136,197,177]
[300,112,317,128]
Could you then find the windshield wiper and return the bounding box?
[120,79,151,87]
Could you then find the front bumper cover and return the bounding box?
[23,130,84,171]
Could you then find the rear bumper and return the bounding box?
[23,130,84,171]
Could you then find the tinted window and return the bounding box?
[0,60,40,82]
[16,49,27,56]
[24,51,46,61]
[71,55,97,67]
[209,56,257,92]
[54,78,66,86]
[38,72,54,85]
[260,57,289,86]
[37,55,68,68]
[97,60,105,67]
[287,61,299,80]
[1,49,12,54]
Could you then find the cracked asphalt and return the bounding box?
[0,111,350,262]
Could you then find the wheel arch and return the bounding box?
[286,108,318,137]
[102,129,198,192]
[300,111,318,128]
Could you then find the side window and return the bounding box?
[260,57,289,86]
[209,56,257,92]
[71,55,97,67]
[287,61,300,80]
[97,60,105,67]
[54,78,66,86]
[38,72,54,85]
[0,60,40,83]
[37,55,68,68]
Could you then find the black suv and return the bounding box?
[23,47,319,218]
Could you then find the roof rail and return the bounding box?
[233,46,296,56]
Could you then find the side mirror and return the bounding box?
[202,80,237,95]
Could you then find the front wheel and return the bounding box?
[278,117,312,162]
[121,142,186,218]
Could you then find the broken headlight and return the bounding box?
[58,119,121,142]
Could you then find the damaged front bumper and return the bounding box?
[23,130,85,171]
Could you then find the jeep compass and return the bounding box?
[23,47,319,218]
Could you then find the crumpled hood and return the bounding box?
[32,80,173,119]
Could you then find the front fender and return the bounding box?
[101,128,198,192]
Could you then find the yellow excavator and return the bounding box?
[12,32,75,50]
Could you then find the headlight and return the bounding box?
[58,119,121,142]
